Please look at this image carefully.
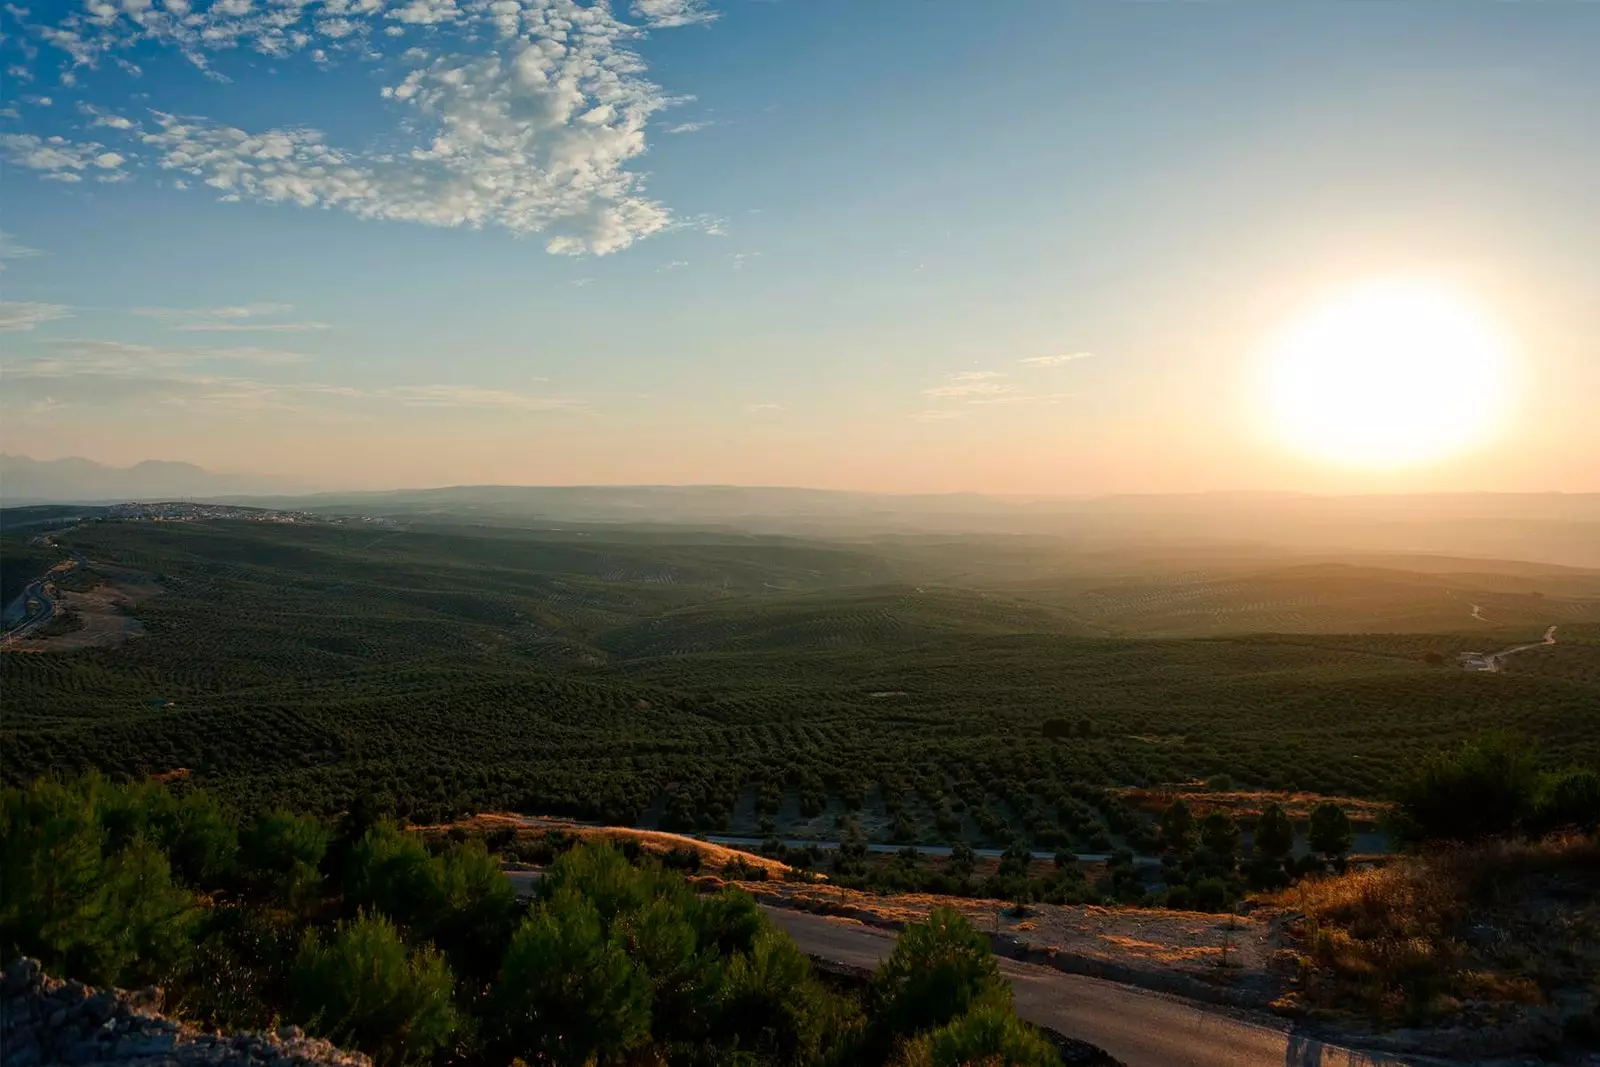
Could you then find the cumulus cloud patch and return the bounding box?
[13,0,723,255]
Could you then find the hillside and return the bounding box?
[3,518,1596,846]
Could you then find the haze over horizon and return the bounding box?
[3,2,1597,495]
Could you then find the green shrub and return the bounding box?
[1,777,196,987]
[1253,802,1294,861]
[870,907,1009,1040]
[1308,801,1355,862]
[489,890,652,1066]
[288,913,458,1067]
[240,809,329,909]
[1392,733,1541,843]
[896,1003,1061,1067]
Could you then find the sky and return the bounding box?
[1,0,1597,495]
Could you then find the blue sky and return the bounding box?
[2,0,1597,493]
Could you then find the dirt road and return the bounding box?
[760,907,1422,1067]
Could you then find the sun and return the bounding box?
[1259,278,1512,469]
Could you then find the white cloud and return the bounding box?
[1019,352,1094,366]
[134,303,293,320]
[130,302,330,332]
[656,259,688,271]
[2,342,582,416]
[630,0,718,28]
[375,384,583,411]
[0,232,44,271]
[922,371,1016,399]
[0,133,121,181]
[10,339,311,370]
[171,321,331,333]
[0,301,72,331]
[663,120,712,134]
[917,369,1073,410]
[744,401,781,413]
[15,0,724,256]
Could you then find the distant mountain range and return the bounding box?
[4,454,1598,568]
[0,454,300,504]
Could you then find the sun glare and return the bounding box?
[1260,278,1512,469]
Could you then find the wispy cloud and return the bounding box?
[170,322,331,333]
[663,121,715,135]
[132,304,329,332]
[922,371,1016,399]
[0,301,72,332]
[3,344,583,417]
[0,232,43,271]
[916,369,1074,413]
[744,401,782,413]
[657,260,690,272]
[1018,352,1095,366]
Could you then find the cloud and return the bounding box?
[744,401,782,413]
[374,384,583,411]
[134,303,292,320]
[0,232,44,271]
[0,301,72,332]
[2,344,582,416]
[916,369,1074,411]
[922,371,1016,399]
[663,120,713,134]
[729,251,760,270]
[15,0,725,256]
[630,0,719,28]
[131,303,328,331]
[0,133,128,182]
[657,260,689,271]
[171,321,331,333]
[1018,352,1094,366]
[7,339,312,372]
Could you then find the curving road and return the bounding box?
[1478,625,1558,672]
[760,907,1425,1067]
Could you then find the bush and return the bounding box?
[1308,801,1355,863]
[1536,769,1600,835]
[489,891,652,1066]
[1199,811,1240,862]
[1,777,197,987]
[1159,799,1194,853]
[240,809,329,910]
[871,907,1009,1040]
[288,913,458,1067]
[896,1003,1061,1067]
[1392,733,1541,844]
[1253,802,1294,862]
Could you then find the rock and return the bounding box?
[64,1037,105,1065]
[4,957,42,995]
[276,1026,303,1042]
[48,1007,69,1028]
[85,991,119,1024]
[60,980,89,1004]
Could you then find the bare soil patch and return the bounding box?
[4,565,162,653]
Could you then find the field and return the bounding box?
[3,516,1598,849]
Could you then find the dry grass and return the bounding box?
[1271,834,1600,1029]
[737,879,1274,975]
[1119,786,1389,826]
[433,813,797,878]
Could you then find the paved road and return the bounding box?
[761,907,1423,1067]
[0,579,55,644]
